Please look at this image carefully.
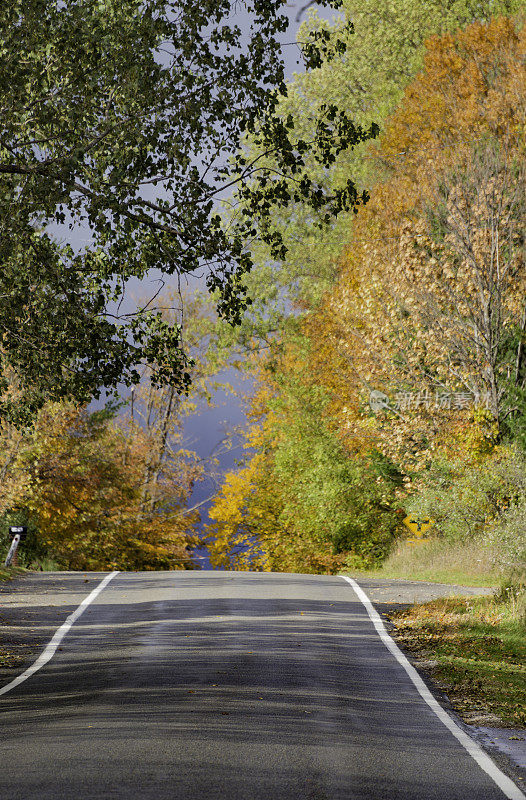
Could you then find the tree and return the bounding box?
[323,18,526,470]
[209,0,526,366]
[0,401,201,570]
[207,13,526,574]
[207,454,283,572]
[207,347,401,573]
[0,0,373,422]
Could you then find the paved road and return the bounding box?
[0,571,522,799]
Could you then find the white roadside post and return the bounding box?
[4,526,27,567]
[4,534,20,567]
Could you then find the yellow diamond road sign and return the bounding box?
[403,516,434,537]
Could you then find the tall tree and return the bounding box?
[210,0,526,363]
[324,17,526,469]
[0,0,372,422]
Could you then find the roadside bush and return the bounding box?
[401,446,525,605]
[486,493,526,572]
[405,446,526,543]
[489,497,526,624]
[333,492,399,568]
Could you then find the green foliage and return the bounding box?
[406,447,526,544]
[404,446,526,600]
[269,385,399,567]
[0,0,366,421]
[488,499,526,581]
[330,496,399,567]
[500,317,526,448]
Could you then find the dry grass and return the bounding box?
[0,565,27,583]
[368,536,500,587]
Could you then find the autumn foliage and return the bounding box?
[207,15,526,573]
[3,14,525,576]
[327,17,526,464]
[0,401,200,570]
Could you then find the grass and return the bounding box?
[351,537,501,587]
[388,593,526,728]
[345,535,525,728]
[27,557,62,571]
[0,554,62,578]
[0,565,27,582]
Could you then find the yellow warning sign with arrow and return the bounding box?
[403,516,434,537]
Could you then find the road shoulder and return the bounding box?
[343,576,525,787]
[0,571,110,681]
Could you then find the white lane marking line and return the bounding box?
[0,571,119,698]
[340,576,525,800]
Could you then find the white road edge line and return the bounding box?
[340,575,525,800]
[0,570,119,698]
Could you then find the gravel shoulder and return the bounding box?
[343,574,495,608]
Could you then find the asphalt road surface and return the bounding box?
[0,571,523,800]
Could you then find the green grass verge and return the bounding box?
[388,595,526,728]
[349,537,501,587]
